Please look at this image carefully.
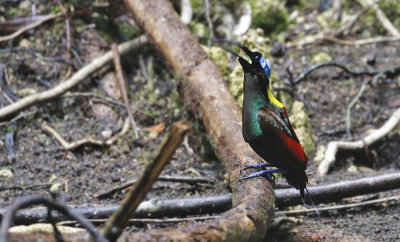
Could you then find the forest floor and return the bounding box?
[1,1,400,241]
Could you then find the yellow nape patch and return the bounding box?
[267,85,284,108]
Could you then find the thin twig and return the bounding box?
[111,43,139,138]
[275,172,400,206]
[102,119,191,241]
[41,117,131,151]
[63,92,152,116]
[64,92,125,107]
[345,72,384,136]
[276,195,400,216]
[41,122,104,150]
[293,61,400,85]
[57,0,72,82]
[0,13,62,42]
[324,35,400,46]
[318,108,400,175]
[329,5,372,37]
[0,196,108,242]
[286,1,375,48]
[58,215,220,227]
[95,175,215,199]
[0,183,52,191]
[204,0,213,47]
[0,35,147,120]
[285,0,400,48]
[0,110,37,127]
[0,47,75,65]
[358,0,400,37]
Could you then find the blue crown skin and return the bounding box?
[259,56,272,79]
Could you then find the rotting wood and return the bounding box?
[122,0,275,241]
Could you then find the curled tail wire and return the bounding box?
[301,187,320,217]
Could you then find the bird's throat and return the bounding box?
[242,76,268,140]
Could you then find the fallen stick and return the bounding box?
[0,13,62,42]
[0,35,147,120]
[5,172,400,225]
[276,194,400,216]
[94,175,215,199]
[58,215,220,226]
[345,73,384,136]
[358,0,400,37]
[3,194,232,225]
[41,119,130,150]
[275,172,400,206]
[324,35,400,46]
[111,43,139,138]
[318,107,400,175]
[102,119,191,241]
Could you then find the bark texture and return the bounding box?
[121,0,274,241]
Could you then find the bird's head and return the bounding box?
[238,46,272,80]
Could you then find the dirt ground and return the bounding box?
[1,1,400,241]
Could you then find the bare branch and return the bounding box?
[41,117,131,151]
[0,36,147,120]
[345,73,384,136]
[111,43,139,138]
[7,172,400,226]
[318,108,400,175]
[276,195,400,216]
[358,0,400,37]
[0,13,62,42]
[95,175,215,199]
[102,119,191,241]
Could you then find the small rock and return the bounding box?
[270,40,287,57]
[312,51,332,64]
[18,39,30,48]
[347,165,358,173]
[0,168,13,180]
[102,72,120,99]
[101,129,113,139]
[50,183,63,191]
[366,53,376,66]
[91,103,118,122]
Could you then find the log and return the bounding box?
[119,0,274,241]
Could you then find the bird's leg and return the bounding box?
[241,162,275,171]
[239,168,283,183]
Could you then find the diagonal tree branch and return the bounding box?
[121,0,275,240]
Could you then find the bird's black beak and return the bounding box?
[239,45,255,61]
[238,45,253,71]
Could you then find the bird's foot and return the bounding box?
[240,163,274,173]
[239,168,283,183]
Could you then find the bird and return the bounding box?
[237,46,308,198]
